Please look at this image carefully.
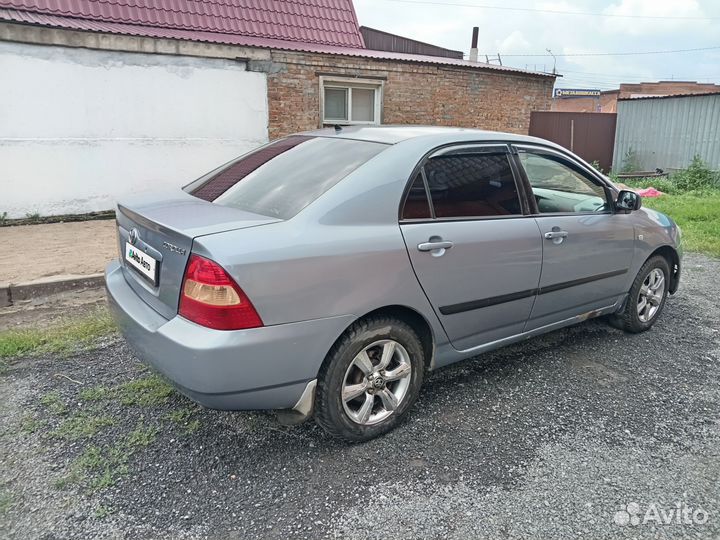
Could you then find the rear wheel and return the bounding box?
[609,255,670,333]
[315,316,425,442]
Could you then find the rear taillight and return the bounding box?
[178,254,263,330]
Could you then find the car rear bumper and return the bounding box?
[105,260,354,410]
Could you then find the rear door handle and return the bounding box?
[418,240,454,252]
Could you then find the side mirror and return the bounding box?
[615,189,642,211]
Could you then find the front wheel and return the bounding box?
[314,316,425,442]
[609,255,670,333]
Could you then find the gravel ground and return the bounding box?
[1,252,719,540]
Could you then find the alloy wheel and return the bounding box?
[637,268,665,323]
[341,340,413,425]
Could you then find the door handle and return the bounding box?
[418,240,454,252]
[544,228,569,245]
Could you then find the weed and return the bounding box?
[166,408,200,435]
[642,192,720,257]
[0,212,7,226]
[53,414,115,440]
[20,415,47,434]
[621,177,678,195]
[671,154,720,192]
[590,160,604,174]
[184,419,201,434]
[94,505,115,519]
[24,211,42,223]
[40,391,68,415]
[166,408,192,424]
[65,444,129,492]
[0,307,116,359]
[125,423,158,448]
[117,375,174,406]
[621,147,641,173]
[79,386,110,402]
[57,421,159,492]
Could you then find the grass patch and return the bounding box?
[622,177,720,258]
[56,422,158,492]
[94,504,115,519]
[166,407,201,435]
[641,192,720,257]
[125,423,158,448]
[620,157,720,258]
[73,445,129,491]
[52,413,115,440]
[79,386,111,402]
[40,391,68,415]
[20,415,47,434]
[0,308,116,359]
[117,375,174,407]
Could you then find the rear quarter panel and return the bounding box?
[192,141,451,362]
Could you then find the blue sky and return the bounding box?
[353,0,720,90]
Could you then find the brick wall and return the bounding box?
[552,82,720,114]
[263,51,554,140]
[618,81,720,98]
[552,91,619,113]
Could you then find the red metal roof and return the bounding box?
[0,1,554,77]
[0,0,365,47]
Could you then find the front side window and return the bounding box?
[423,153,522,218]
[518,152,609,214]
[321,78,381,125]
[185,136,386,219]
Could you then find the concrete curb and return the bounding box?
[0,273,105,307]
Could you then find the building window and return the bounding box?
[320,77,382,125]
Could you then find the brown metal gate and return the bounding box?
[529,112,617,172]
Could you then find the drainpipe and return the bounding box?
[469,27,479,62]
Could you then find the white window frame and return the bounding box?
[319,76,383,126]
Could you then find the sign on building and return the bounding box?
[554,88,601,98]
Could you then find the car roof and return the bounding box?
[301,125,554,146]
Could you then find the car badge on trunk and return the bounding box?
[129,228,139,245]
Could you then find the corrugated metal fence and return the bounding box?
[613,93,720,171]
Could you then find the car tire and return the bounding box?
[314,316,425,442]
[609,255,670,333]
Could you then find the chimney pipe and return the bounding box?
[469,27,479,62]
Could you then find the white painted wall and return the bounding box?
[0,41,268,218]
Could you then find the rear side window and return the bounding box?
[185,136,386,219]
[401,172,432,219]
[424,153,522,218]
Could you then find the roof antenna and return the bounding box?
[334,124,342,133]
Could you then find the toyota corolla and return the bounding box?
[106,126,682,441]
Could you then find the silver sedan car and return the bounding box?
[106,126,682,441]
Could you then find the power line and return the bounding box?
[379,0,720,20]
[499,45,720,58]
[557,68,720,80]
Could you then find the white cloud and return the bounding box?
[602,0,711,36]
[352,0,720,88]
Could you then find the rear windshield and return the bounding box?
[185,136,387,219]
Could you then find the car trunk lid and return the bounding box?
[115,191,280,319]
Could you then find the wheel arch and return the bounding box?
[648,245,680,294]
[325,305,436,372]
